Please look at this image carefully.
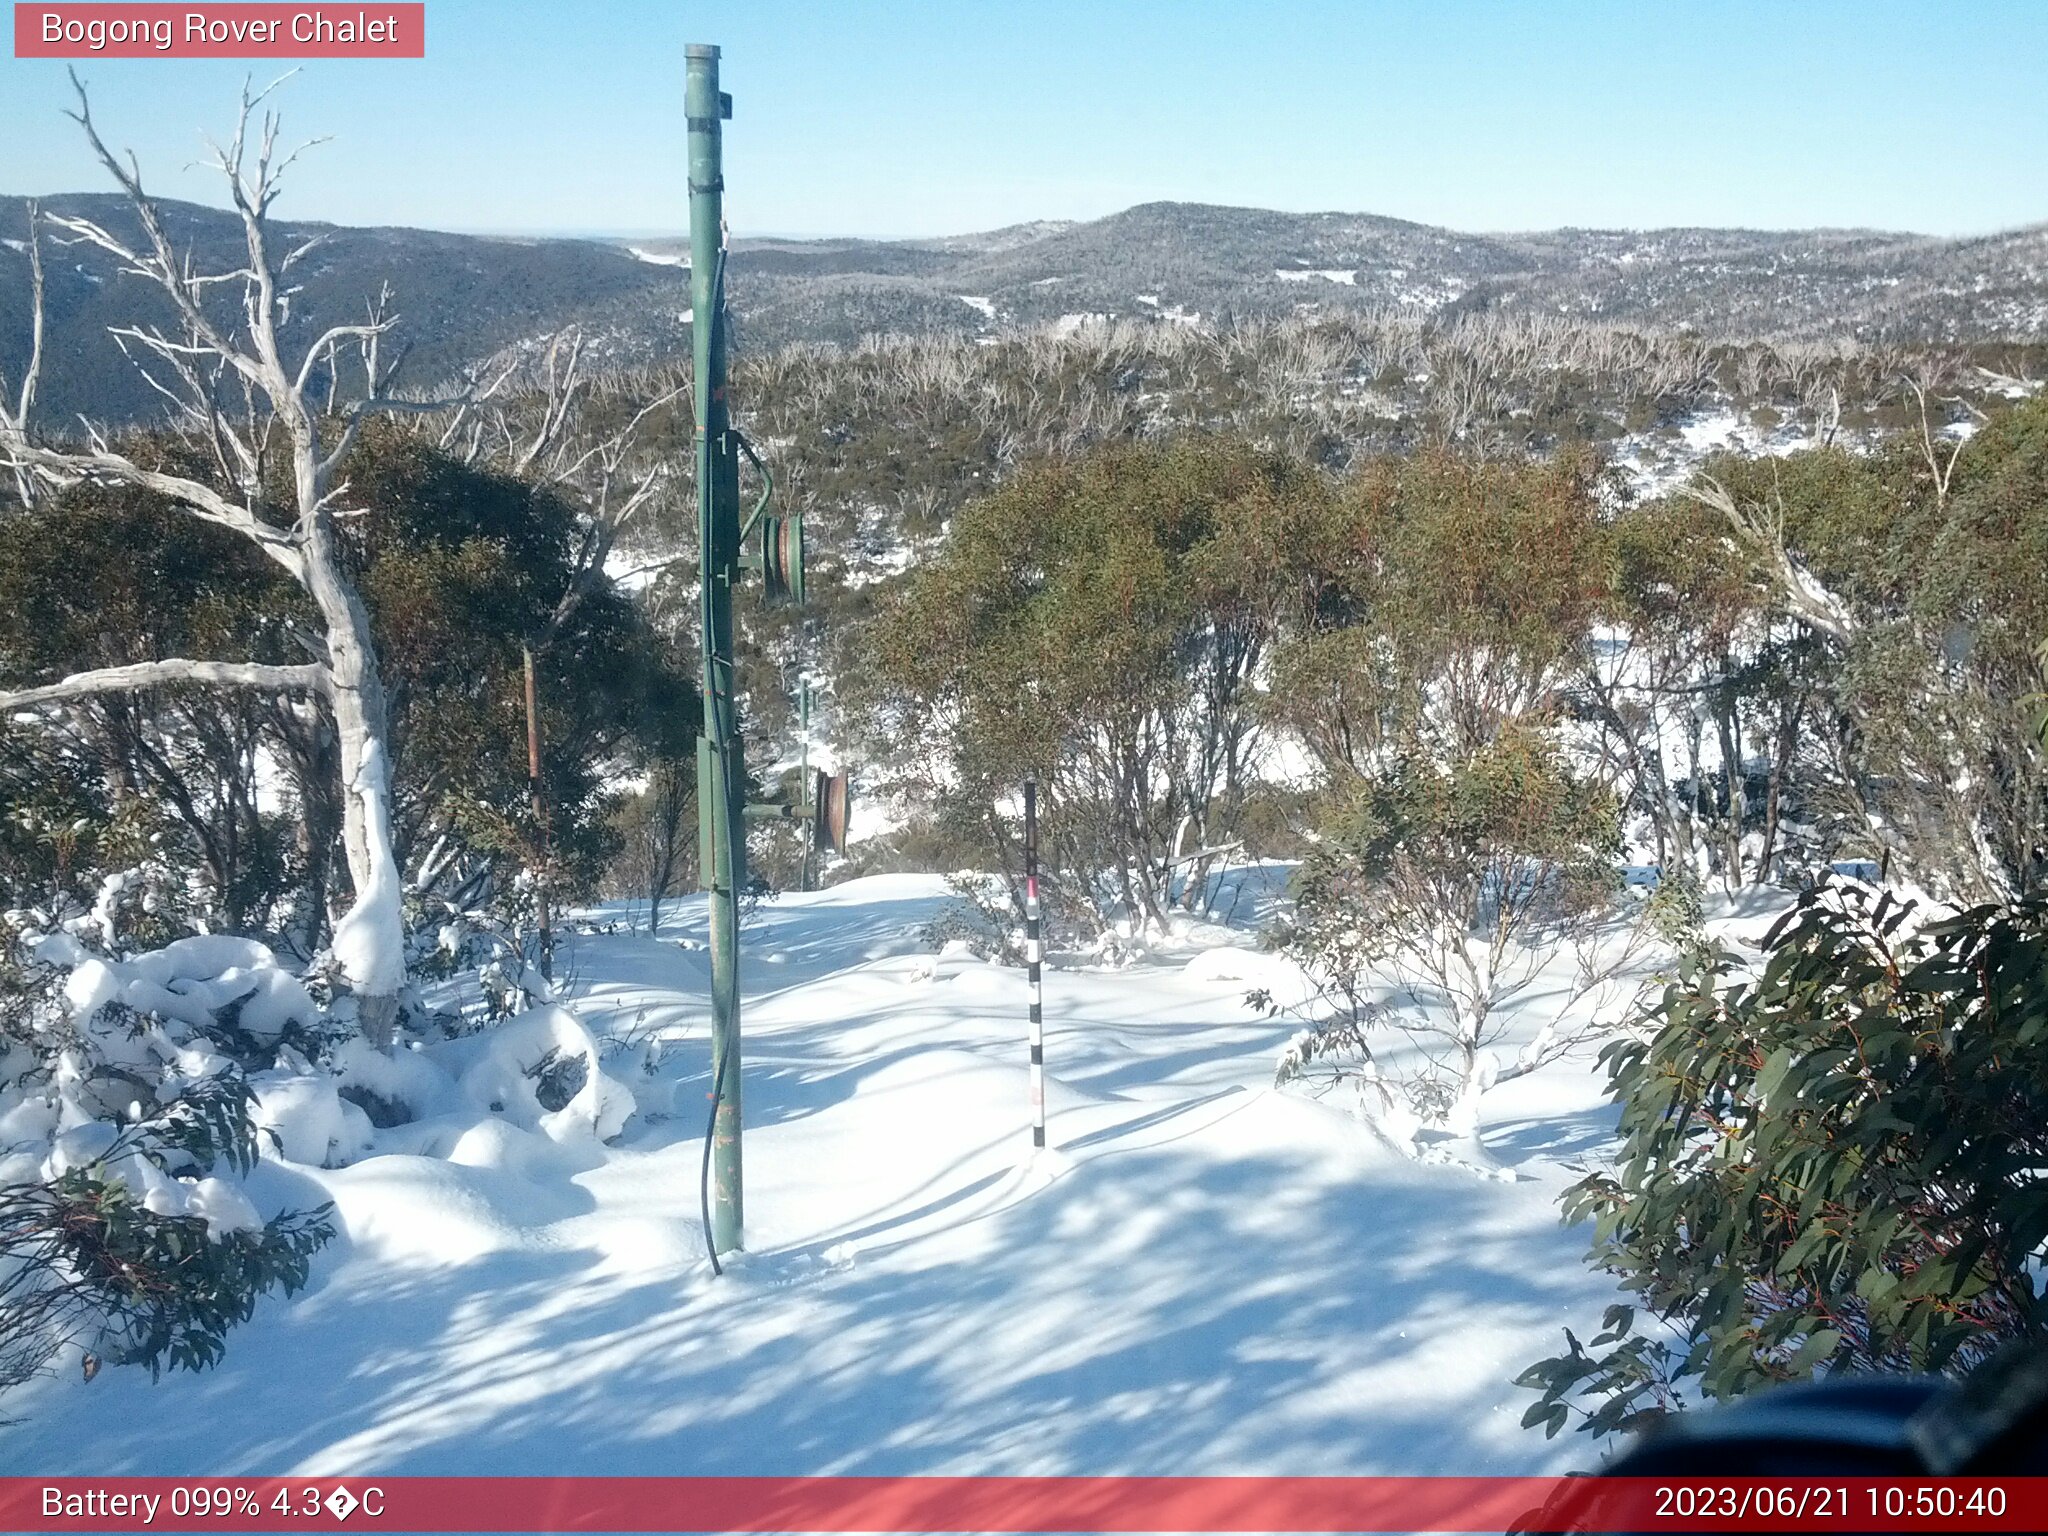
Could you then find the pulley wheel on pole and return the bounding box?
[761,513,805,606]
[812,769,851,856]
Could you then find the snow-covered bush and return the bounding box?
[0,858,646,1403]
[406,900,554,1029]
[0,1074,332,1394]
[1271,1007,1424,1155]
[4,911,329,1110]
[246,1073,377,1168]
[6,868,637,1171]
[458,1006,635,1144]
[1263,729,1656,1161]
[919,876,1021,965]
[0,893,354,1400]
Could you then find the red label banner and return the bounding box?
[0,1476,2045,1532]
[13,4,425,58]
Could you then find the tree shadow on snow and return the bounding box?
[1,1136,1615,1480]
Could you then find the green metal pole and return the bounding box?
[688,43,744,1256]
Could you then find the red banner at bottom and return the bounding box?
[2,1476,2044,1532]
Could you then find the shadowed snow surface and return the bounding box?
[1,872,1628,1476]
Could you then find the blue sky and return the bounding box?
[1,1,2042,238]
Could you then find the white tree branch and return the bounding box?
[0,438,305,578]
[0,658,328,711]
[1,199,46,505]
[5,200,46,429]
[1680,474,1855,643]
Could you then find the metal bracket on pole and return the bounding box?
[743,769,850,855]
[735,430,776,545]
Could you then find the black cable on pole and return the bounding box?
[699,1039,731,1277]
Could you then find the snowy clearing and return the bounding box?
[1273,268,1358,285]
[0,872,1658,1477]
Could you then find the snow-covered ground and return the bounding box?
[1610,406,1820,500]
[1,872,1661,1478]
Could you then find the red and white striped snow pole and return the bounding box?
[1023,773,1046,1150]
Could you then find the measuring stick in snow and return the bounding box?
[1023,774,1046,1150]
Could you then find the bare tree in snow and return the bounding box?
[0,202,46,510]
[456,329,685,648]
[0,75,469,1043]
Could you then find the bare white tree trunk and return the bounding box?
[0,200,45,509]
[1681,475,1856,644]
[303,510,405,1040]
[0,77,474,1045]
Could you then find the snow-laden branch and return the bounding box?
[0,658,328,711]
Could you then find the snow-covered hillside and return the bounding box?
[0,871,1678,1478]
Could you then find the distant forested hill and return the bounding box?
[3,194,2042,426]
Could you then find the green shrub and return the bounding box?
[1520,882,2048,1441]
[0,1077,334,1397]
[2,1173,332,1383]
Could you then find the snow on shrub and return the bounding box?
[246,1074,376,1168]
[245,1038,462,1167]
[0,885,638,1401]
[328,1035,459,1124]
[0,902,561,1395]
[62,934,322,1043]
[3,913,341,1202]
[459,1005,636,1144]
[7,902,637,1177]
[4,916,326,1140]
[0,1074,333,1393]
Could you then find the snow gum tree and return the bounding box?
[872,437,1331,936]
[1581,492,1830,892]
[0,79,468,1042]
[0,459,308,934]
[0,424,695,962]
[607,760,693,935]
[1276,728,1630,1140]
[1268,449,1653,1152]
[1681,391,2048,902]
